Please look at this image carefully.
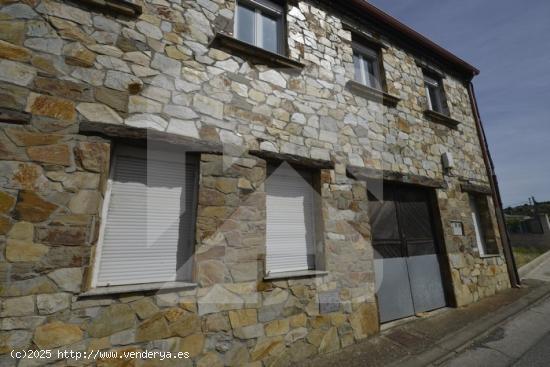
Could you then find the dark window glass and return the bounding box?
[261,12,279,53]
[235,0,283,54]
[353,44,382,89]
[368,191,400,241]
[236,3,255,46]
[424,74,447,114]
[353,53,363,83]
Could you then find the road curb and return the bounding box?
[518,249,550,278]
[393,281,550,367]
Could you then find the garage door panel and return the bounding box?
[406,239,438,257]
[373,241,403,258]
[407,254,447,312]
[375,257,415,323]
[398,188,434,240]
[369,192,400,241]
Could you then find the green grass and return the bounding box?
[512,246,548,268]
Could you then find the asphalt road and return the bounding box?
[440,253,550,367]
[513,331,550,367]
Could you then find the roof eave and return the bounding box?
[349,0,480,78]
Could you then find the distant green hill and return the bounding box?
[504,201,550,216]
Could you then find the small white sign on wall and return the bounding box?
[451,221,464,236]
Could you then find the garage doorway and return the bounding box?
[369,183,448,323]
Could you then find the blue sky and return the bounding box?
[368,0,550,206]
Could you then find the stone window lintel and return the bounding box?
[346,80,400,107]
[209,32,305,70]
[249,149,334,170]
[347,165,446,189]
[79,121,223,154]
[460,182,492,195]
[343,24,388,50]
[415,59,446,79]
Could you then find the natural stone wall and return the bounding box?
[0,135,111,360]
[0,0,509,365]
[437,181,510,306]
[195,154,267,287]
[190,153,378,365]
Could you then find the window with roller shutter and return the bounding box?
[265,163,317,274]
[93,145,198,287]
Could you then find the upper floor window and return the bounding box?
[235,0,284,54]
[353,41,382,90]
[423,73,448,115]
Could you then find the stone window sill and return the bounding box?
[209,33,305,70]
[79,281,197,298]
[264,270,328,281]
[74,0,142,17]
[424,109,462,128]
[346,80,401,107]
[480,254,501,259]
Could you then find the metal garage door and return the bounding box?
[369,184,447,323]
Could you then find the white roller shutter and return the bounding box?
[266,164,316,274]
[95,146,196,286]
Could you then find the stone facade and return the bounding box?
[0,0,510,365]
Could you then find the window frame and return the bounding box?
[470,195,487,256]
[423,72,448,115]
[91,144,199,289]
[234,0,285,55]
[264,163,322,275]
[469,194,500,257]
[352,41,383,90]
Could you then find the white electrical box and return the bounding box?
[442,152,455,170]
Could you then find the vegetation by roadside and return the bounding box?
[504,201,550,216]
[513,246,548,268]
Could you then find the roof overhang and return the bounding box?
[342,0,480,79]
